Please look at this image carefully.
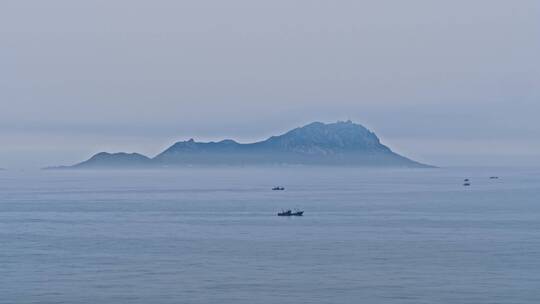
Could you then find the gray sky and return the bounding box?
[1,0,539,169]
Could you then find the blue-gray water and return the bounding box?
[1,167,539,304]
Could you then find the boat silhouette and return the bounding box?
[272,186,285,191]
[277,209,304,216]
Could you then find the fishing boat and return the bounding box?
[272,186,285,191]
[277,209,304,216]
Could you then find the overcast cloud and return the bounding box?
[1,0,539,168]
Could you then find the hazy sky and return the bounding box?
[1,0,539,168]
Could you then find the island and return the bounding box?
[48,121,432,169]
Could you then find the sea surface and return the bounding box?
[1,167,539,304]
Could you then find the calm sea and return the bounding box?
[1,167,539,304]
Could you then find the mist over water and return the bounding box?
[1,167,540,303]
[2,1,539,302]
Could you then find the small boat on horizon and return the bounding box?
[272,186,285,191]
[277,209,304,216]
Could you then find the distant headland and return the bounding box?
[46,121,433,169]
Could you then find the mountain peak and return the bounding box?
[264,121,386,152]
[73,152,151,168]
